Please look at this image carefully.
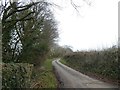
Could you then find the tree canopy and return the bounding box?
[1,0,58,66]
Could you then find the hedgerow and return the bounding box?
[2,63,33,88]
[63,47,119,81]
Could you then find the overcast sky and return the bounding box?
[51,0,118,51]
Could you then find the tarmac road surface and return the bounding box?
[52,59,118,89]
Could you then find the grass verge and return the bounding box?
[60,59,67,65]
[31,59,57,88]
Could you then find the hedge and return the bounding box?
[2,63,33,88]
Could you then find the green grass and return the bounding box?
[31,59,57,88]
[60,59,80,71]
[60,59,67,65]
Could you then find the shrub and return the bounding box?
[2,63,33,88]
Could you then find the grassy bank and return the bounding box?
[31,59,57,88]
[2,59,57,88]
[60,59,67,65]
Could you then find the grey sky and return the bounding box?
[51,0,118,51]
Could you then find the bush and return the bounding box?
[2,63,33,88]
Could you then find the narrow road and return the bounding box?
[52,59,118,89]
